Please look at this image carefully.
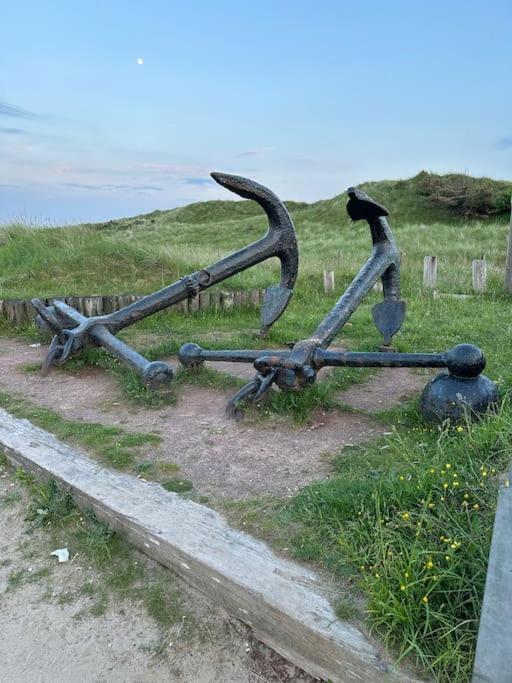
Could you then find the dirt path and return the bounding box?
[0,339,425,501]
[0,467,314,683]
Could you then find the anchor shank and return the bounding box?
[82,236,279,335]
[311,242,397,349]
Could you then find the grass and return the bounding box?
[276,401,512,681]
[2,469,195,640]
[0,390,161,470]
[1,171,512,679]
[0,172,510,300]
[0,392,194,496]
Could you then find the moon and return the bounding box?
[136,58,144,65]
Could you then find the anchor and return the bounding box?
[32,172,299,388]
[179,188,499,422]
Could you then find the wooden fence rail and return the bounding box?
[0,288,266,326]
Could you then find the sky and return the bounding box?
[1,0,511,224]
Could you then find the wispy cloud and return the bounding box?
[184,177,213,186]
[0,127,25,135]
[236,147,274,158]
[0,101,39,120]
[496,137,512,151]
[64,182,163,193]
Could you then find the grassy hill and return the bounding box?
[0,172,510,300]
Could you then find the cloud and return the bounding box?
[0,101,39,120]
[184,177,213,186]
[64,182,164,193]
[236,147,274,158]
[0,127,25,135]
[496,137,512,150]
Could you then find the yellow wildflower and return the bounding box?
[422,596,429,604]
[401,512,410,521]
[426,560,434,569]
[446,463,452,469]
[456,426,464,432]
[473,503,480,510]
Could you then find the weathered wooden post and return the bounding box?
[423,255,437,289]
[505,196,512,294]
[198,291,210,311]
[220,291,234,310]
[472,258,488,293]
[323,270,335,294]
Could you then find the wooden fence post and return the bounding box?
[220,291,234,310]
[505,196,512,294]
[423,256,437,289]
[198,291,210,311]
[472,259,488,293]
[323,270,335,294]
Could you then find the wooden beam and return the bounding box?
[473,471,512,682]
[0,409,420,683]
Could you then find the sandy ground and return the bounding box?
[0,467,314,683]
[0,339,426,502]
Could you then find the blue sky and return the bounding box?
[1,0,511,223]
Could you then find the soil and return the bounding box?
[0,339,427,501]
[0,469,315,683]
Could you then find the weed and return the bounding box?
[161,478,193,494]
[73,510,119,564]
[7,570,25,589]
[26,479,75,530]
[1,490,21,506]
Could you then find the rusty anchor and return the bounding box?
[32,172,299,388]
[179,188,499,422]
[180,187,405,405]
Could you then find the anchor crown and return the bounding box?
[346,187,389,221]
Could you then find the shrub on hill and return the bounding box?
[413,171,511,218]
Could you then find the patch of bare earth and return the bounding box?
[0,339,425,501]
[0,468,314,683]
[336,367,430,412]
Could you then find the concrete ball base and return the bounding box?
[420,372,500,424]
